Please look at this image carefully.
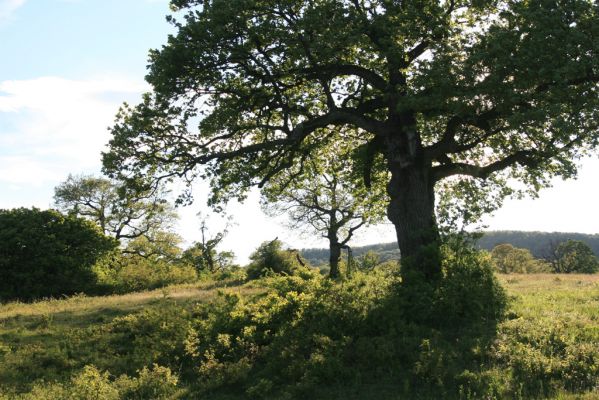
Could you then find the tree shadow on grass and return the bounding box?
[317,264,508,400]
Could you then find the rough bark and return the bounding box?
[384,121,441,280]
[329,241,342,279]
[386,163,440,279]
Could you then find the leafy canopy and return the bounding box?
[104,0,599,247]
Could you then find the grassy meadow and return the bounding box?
[0,272,597,399]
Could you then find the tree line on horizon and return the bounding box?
[301,230,599,272]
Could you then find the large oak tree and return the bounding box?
[103,0,599,280]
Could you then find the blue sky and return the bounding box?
[1,0,598,262]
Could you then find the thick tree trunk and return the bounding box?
[329,241,342,279]
[386,162,441,280]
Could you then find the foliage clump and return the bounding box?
[245,239,310,280]
[0,364,183,400]
[0,208,117,302]
[549,240,599,274]
[93,251,198,294]
[490,243,549,273]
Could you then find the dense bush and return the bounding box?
[245,239,309,280]
[356,250,381,270]
[0,364,183,400]
[0,208,117,301]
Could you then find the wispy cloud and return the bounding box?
[0,0,26,22]
[0,76,148,206]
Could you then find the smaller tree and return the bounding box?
[0,208,117,301]
[262,138,387,278]
[490,243,547,274]
[548,240,599,274]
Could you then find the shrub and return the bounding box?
[245,239,308,279]
[436,242,508,329]
[4,365,182,400]
[93,252,198,294]
[186,273,380,397]
[0,208,117,301]
[114,364,182,399]
[212,266,248,284]
[65,304,193,377]
[185,242,508,399]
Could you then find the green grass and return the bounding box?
[499,273,599,342]
[0,273,597,399]
[0,280,261,395]
[491,274,599,399]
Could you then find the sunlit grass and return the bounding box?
[499,273,599,336]
[0,273,597,399]
[0,280,259,323]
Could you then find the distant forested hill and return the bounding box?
[477,231,599,258]
[300,231,599,266]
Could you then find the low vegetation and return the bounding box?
[1,245,597,399]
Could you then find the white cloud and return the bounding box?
[0,76,148,193]
[0,155,62,185]
[0,0,26,22]
[1,77,597,262]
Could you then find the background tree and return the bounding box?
[357,250,381,271]
[490,243,548,273]
[478,231,599,259]
[104,0,599,282]
[0,208,117,301]
[262,138,386,278]
[54,174,176,243]
[547,240,599,273]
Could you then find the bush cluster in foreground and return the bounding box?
[1,244,597,399]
